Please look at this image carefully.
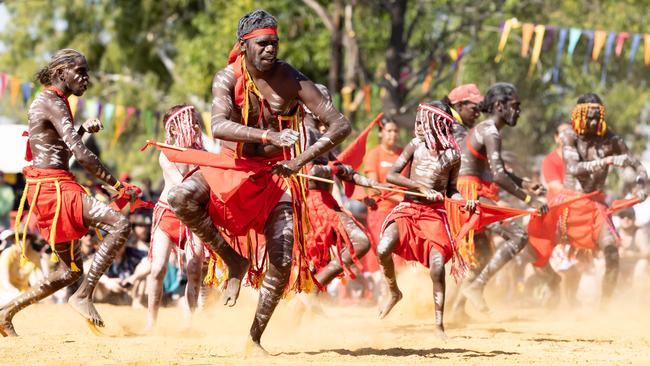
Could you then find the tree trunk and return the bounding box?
[383,0,407,118]
[328,0,344,94]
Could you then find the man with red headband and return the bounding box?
[0,49,139,336]
[167,10,350,354]
[456,83,547,314]
[376,100,474,339]
[528,93,647,304]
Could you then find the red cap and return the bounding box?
[448,84,484,105]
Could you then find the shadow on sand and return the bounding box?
[279,347,518,358]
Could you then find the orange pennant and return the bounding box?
[592,30,607,60]
[644,34,650,65]
[520,23,535,57]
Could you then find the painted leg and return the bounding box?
[247,203,294,356]
[463,222,528,313]
[1,242,83,336]
[429,249,448,340]
[144,229,173,332]
[315,211,371,286]
[184,235,204,326]
[599,226,619,304]
[69,194,130,327]
[377,222,402,319]
[168,171,248,307]
[449,232,491,322]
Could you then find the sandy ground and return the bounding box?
[1,266,649,366]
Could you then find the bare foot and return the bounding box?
[142,320,155,335]
[222,258,249,307]
[434,327,449,341]
[461,283,489,313]
[244,337,270,357]
[447,307,471,325]
[378,288,403,319]
[0,309,17,337]
[68,293,105,327]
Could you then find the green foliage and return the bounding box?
[0,0,648,184]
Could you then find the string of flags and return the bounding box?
[494,18,650,83]
[0,71,213,141]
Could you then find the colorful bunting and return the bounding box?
[495,18,519,63]
[644,34,650,65]
[20,82,31,106]
[10,76,20,106]
[567,28,582,57]
[615,32,629,57]
[521,23,535,57]
[528,25,546,77]
[553,28,568,83]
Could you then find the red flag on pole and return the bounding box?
[337,112,384,170]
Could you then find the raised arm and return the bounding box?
[612,135,648,178]
[48,101,117,186]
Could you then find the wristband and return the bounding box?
[524,195,532,204]
[113,181,123,190]
[330,163,339,176]
[261,130,269,144]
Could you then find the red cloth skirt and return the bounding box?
[306,188,366,277]
[381,199,456,268]
[21,166,88,245]
[152,200,194,250]
[529,189,616,267]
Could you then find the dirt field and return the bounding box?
[1,267,648,365]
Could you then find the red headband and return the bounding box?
[227,27,279,65]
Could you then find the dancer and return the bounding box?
[529,93,647,304]
[458,83,547,313]
[167,10,350,354]
[377,101,474,339]
[0,49,139,336]
[146,104,206,331]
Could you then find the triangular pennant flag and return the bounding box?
[495,18,518,63]
[10,76,20,106]
[103,103,116,131]
[553,28,568,83]
[542,26,556,52]
[20,82,31,106]
[520,23,535,57]
[592,30,607,61]
[337,112,384,171]
[0,73,8,97]
[601,32,616,84]
[96,100,104,119]
[528,25,546,77]
[567,28,582,57]
[111,105,126,147]
[644,34,650,65]
[615,32,630,57]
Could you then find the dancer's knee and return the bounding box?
[168,184,195,215]
[351,231,371,258]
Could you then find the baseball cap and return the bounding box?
[448,84,484,105]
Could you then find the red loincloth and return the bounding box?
[20,166,88,245]
[151,200,194,250]
[528,189,617,267]
[381,199,466,278]
[306,188,366,278]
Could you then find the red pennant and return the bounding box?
[337,112,384,171]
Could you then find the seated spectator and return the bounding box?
[0,232,46,305]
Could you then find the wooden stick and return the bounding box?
[296,173,428,198]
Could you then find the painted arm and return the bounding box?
[482,127,528,201]
[561,132,611,177]
[386,139,419,190]
[48,101,118,186]
[273,75,351,176]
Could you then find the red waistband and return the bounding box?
[22,166,76,180]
